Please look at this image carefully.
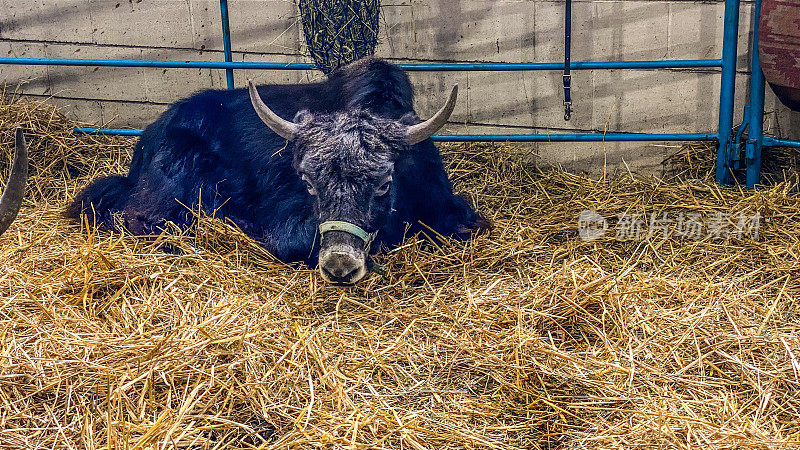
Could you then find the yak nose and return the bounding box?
[320,252,363,284]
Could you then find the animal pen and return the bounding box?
[2,1,800,449]
[0,0,798,186]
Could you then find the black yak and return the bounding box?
[68,58,489,284]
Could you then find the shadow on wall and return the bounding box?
[1,1,93,35]
[0,1,307,94]
[770,97,800,140]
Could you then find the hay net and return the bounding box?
[299,0,381,74]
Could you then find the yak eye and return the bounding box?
[375,177,392,197]
[301,174,317,196]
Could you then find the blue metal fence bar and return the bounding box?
[76,128,143,136]
[741,0,800,185]
[763,137,800,148]
[219,0,234,89]
[74,127,716,142]
[0,57,723,71]
[432,133,717,142]
[408,60,724,70]
[715,0,741,185]
[745,0,765,188]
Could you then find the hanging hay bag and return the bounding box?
[299,0,381,74]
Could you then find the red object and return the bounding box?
[760,0,800,110]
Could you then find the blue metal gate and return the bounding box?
[1,0,798,187]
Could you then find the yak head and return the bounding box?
[0,128,28,238]
[248,81,456,285]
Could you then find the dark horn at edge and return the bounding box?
[0,128,29,237]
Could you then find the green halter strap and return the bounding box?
[318,220,377,250]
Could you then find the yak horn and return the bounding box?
[248,79,299,140]
[405,84,458,145]
[0,128,28,237]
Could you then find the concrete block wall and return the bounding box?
[0,0,797,175]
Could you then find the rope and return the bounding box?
[563,0,573,121]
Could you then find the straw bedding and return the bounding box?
[1,93,799,449]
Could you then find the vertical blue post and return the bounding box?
[219,0,235,89]
[716,0,741,184]
[746,0,764,188]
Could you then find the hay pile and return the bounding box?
[1,93,799,449]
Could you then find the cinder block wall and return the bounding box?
[1,0,797,175]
